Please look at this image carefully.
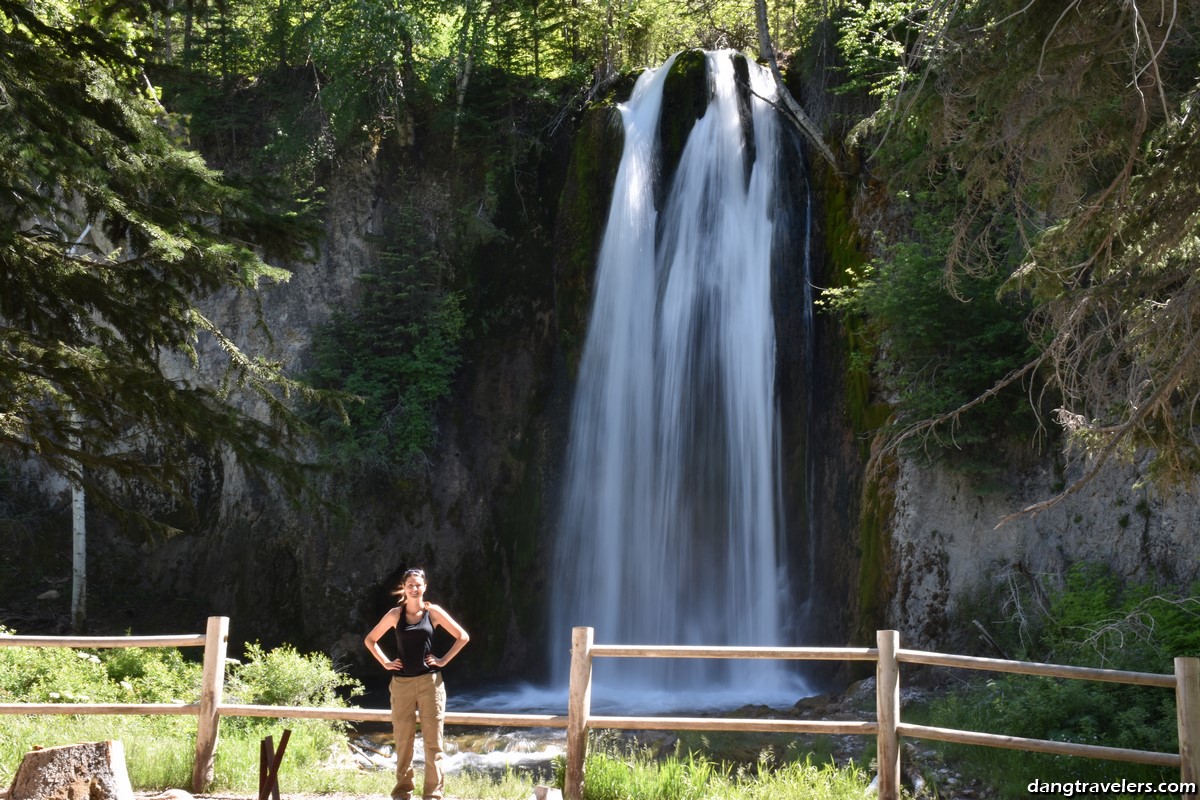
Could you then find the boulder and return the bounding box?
[8,741,134,800]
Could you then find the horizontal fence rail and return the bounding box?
[1,620,1197,800]
[895,722,1182,768]
[0,634,207,648]
[0,701,566,728]
[0,702,200,716]
[896,648,1179,688]
[585,716,878,735]
[589,644,880,661]
[218,706,568,728]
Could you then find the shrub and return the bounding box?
[0,632,200,705]
[227,641,362,708]
[0,634,366,792]
[823,200,1041,483]
[908,564,1200,798]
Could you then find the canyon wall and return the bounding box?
[6,51,1197,693]
[886,453,1200,652]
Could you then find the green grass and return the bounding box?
[577,736,875,800]
[0,713,538,797]
[0,715,195,789]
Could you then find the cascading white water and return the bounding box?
[549,50,806,705]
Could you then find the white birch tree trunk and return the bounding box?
[71,476,86,633]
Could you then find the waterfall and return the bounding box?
[549,50,808,705]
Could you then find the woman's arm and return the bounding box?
[425,604,470,669]
[364,608,404,671]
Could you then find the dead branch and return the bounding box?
[754,0,839,171]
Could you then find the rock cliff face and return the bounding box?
[826,146,1200,656]
[886,454,1200,652]
[139,149,573,683]
[789,25,1200,661]
[804,109,1200,661]
[112,54,869,683]
[0,130,575,684]
[173,63,1199,681]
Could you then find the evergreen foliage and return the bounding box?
[824,201,1038,478]
[833,0,1200,498]
[0,0,323,526]
[306,208,465,476]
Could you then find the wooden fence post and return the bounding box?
[192,616,229,792]
[876,630,900,800]
[565,626,594,800]
[1177,656,1199,800]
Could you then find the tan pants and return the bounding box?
[389,671,446,800]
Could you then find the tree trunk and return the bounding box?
[531,0,540,78]
[452,0,476,152]
[754,0,839,170]
[183,0,195,65]
[9,741,134,800]
[452,2,493,152]
[71,478,85,633]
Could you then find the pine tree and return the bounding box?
[0,0,323,525]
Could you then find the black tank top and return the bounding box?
[394,607,437,676]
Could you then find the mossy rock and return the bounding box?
[657,48,709,210]
[605,69,641,105]
[554,104,624,374]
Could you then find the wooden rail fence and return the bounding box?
[1,619,1197,800]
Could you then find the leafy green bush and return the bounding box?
[227,641,362,708]
[0,632,201,705]
[0,635,368,792]
[824,200,1039,481]
[216,639,365,781]
[1040,564,1200,667]
[103,647,205,703]
[914,676,1180,798]
[909,564,1200,798]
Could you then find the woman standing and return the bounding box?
[365,568,470,800]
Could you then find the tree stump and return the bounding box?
[8,741,134,800]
